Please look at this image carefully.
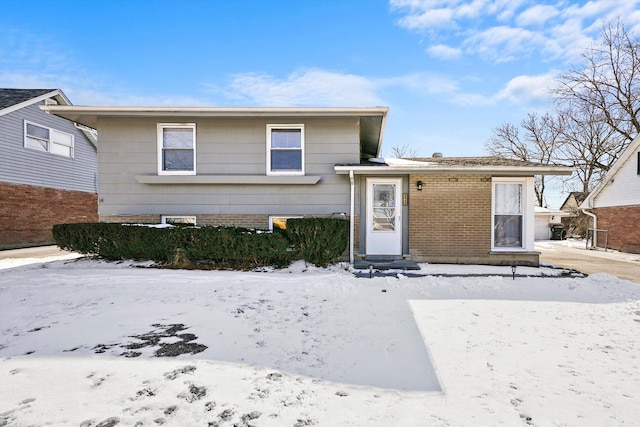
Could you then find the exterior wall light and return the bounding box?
[417,180,423,191]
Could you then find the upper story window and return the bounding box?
[492,178,526,250]
[24,120,74,158]
[157,123,196,175]
[267,124,304,175]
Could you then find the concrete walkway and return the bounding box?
[536,240,640,284]
[0,245,72,260]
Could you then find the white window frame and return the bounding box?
[491,177,534,252]
[157,123,196,176]
[24,120,74,158]
[269,215,303,231]
[266,124,305,176]
[161,215,197,226]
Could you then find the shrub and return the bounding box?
[284,218,348,267]
[53,223,293,268]
[53,218,349,269]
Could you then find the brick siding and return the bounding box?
[0,182,98,248]
[407,174,537,265]
[592,205,640,254]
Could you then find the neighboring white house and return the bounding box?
[581,134,640,254]
[534,206,571,240]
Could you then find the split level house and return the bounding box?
[0,89,98,249]
[42,105,573,266]
[581,134,640,254]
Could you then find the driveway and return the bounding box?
[536,240,640,284]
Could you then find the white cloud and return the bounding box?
[451,72,559,107]
[494,72,559,104]
[391,0,640,65]
[465,26,546,62]
[207,69,461,107]
[396,7,456,29]
[212,68,383,107]
[516,4,559,27]
[426,44,462,59]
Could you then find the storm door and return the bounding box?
[365,178,402,256]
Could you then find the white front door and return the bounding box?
[366,177,403,256]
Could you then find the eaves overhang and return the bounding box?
[334,164,574,176]
[40,105,389,130]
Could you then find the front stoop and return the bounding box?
[354,256,421,271]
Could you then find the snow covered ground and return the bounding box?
[1,256,639,426]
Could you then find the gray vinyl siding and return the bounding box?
[97,116,360,216]
[0,102,97,193]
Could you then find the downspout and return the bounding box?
[581,191,597,248]
[349,170,355,265]
[582,206,597,248]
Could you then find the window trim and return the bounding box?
[24,120,74,158]
[266,124,305,176]
[161,215,197,226]
[269,215,303,232]
[491,177,534,252]
[157,123,197,176]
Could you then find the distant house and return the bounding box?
[43,105,572,266]
[581,134,640,254]
[0,89,98,249]
[559,191,590,238]
[534,206,571,240]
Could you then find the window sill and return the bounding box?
[135,174,322,185]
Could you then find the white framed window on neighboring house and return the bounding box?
[24,120,74,158]
[266,124,304,175]
[269,216,303,232]
[161,216,196,226]
[492,177,533,251]
[158,123,196,175]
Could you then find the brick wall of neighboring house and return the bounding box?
[0,182,98,249]
[408,174,538,265]
[592,205,640,254]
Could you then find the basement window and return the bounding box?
[162,216,196,226]
[269,216,303,232]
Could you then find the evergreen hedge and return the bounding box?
[52,218,348,269]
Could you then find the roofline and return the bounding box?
[581,133,640,209]
[40,105,389,129]
[1,89,71,116]
[334,164,574,176]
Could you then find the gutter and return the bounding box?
[349,170,355,265]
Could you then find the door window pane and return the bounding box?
[372,184,396,231]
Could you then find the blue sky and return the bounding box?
[1,0,639,164]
